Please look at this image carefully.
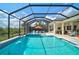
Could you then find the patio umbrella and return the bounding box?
[34,26,43,30]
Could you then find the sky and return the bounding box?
[0,11,19,28]
[0,3,28,13]
[0,3,79,28]
[0,3,79,12]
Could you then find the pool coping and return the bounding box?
[0,35,25,49]
[45,33,79,48]
[0,36,19,44]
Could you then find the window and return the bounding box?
[67,26,71,30]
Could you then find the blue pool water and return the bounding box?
[0,34,79,55]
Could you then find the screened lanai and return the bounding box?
[0,3,79,41]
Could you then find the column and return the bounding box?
[53,22,56,34]
[70,22,73,31]
[48,25,50,32]
[62,23,64,35]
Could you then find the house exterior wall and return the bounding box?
[48,20,79,34]
[64,21,79,31]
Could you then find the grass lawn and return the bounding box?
[0,35,8,41]
[0,28,24,42]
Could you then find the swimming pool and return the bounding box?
[0,34,79,55]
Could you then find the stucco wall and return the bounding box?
[48,21,79,33]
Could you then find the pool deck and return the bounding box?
[45,32,79,48]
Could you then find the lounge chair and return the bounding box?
[69,31,77,36]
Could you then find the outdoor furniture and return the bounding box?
[76,35,79,38]
[76,30,79,38]
[69,31,77,36]
[64,31,68,34]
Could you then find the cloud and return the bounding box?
[16,12,28,18]
[45,16,56,20]
[62,7,79,16]
[46,7,79,20]
[0,11,8,18]
[0,11,21,28]
[10,19,19,28]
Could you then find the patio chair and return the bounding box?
[69,31,77,36]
